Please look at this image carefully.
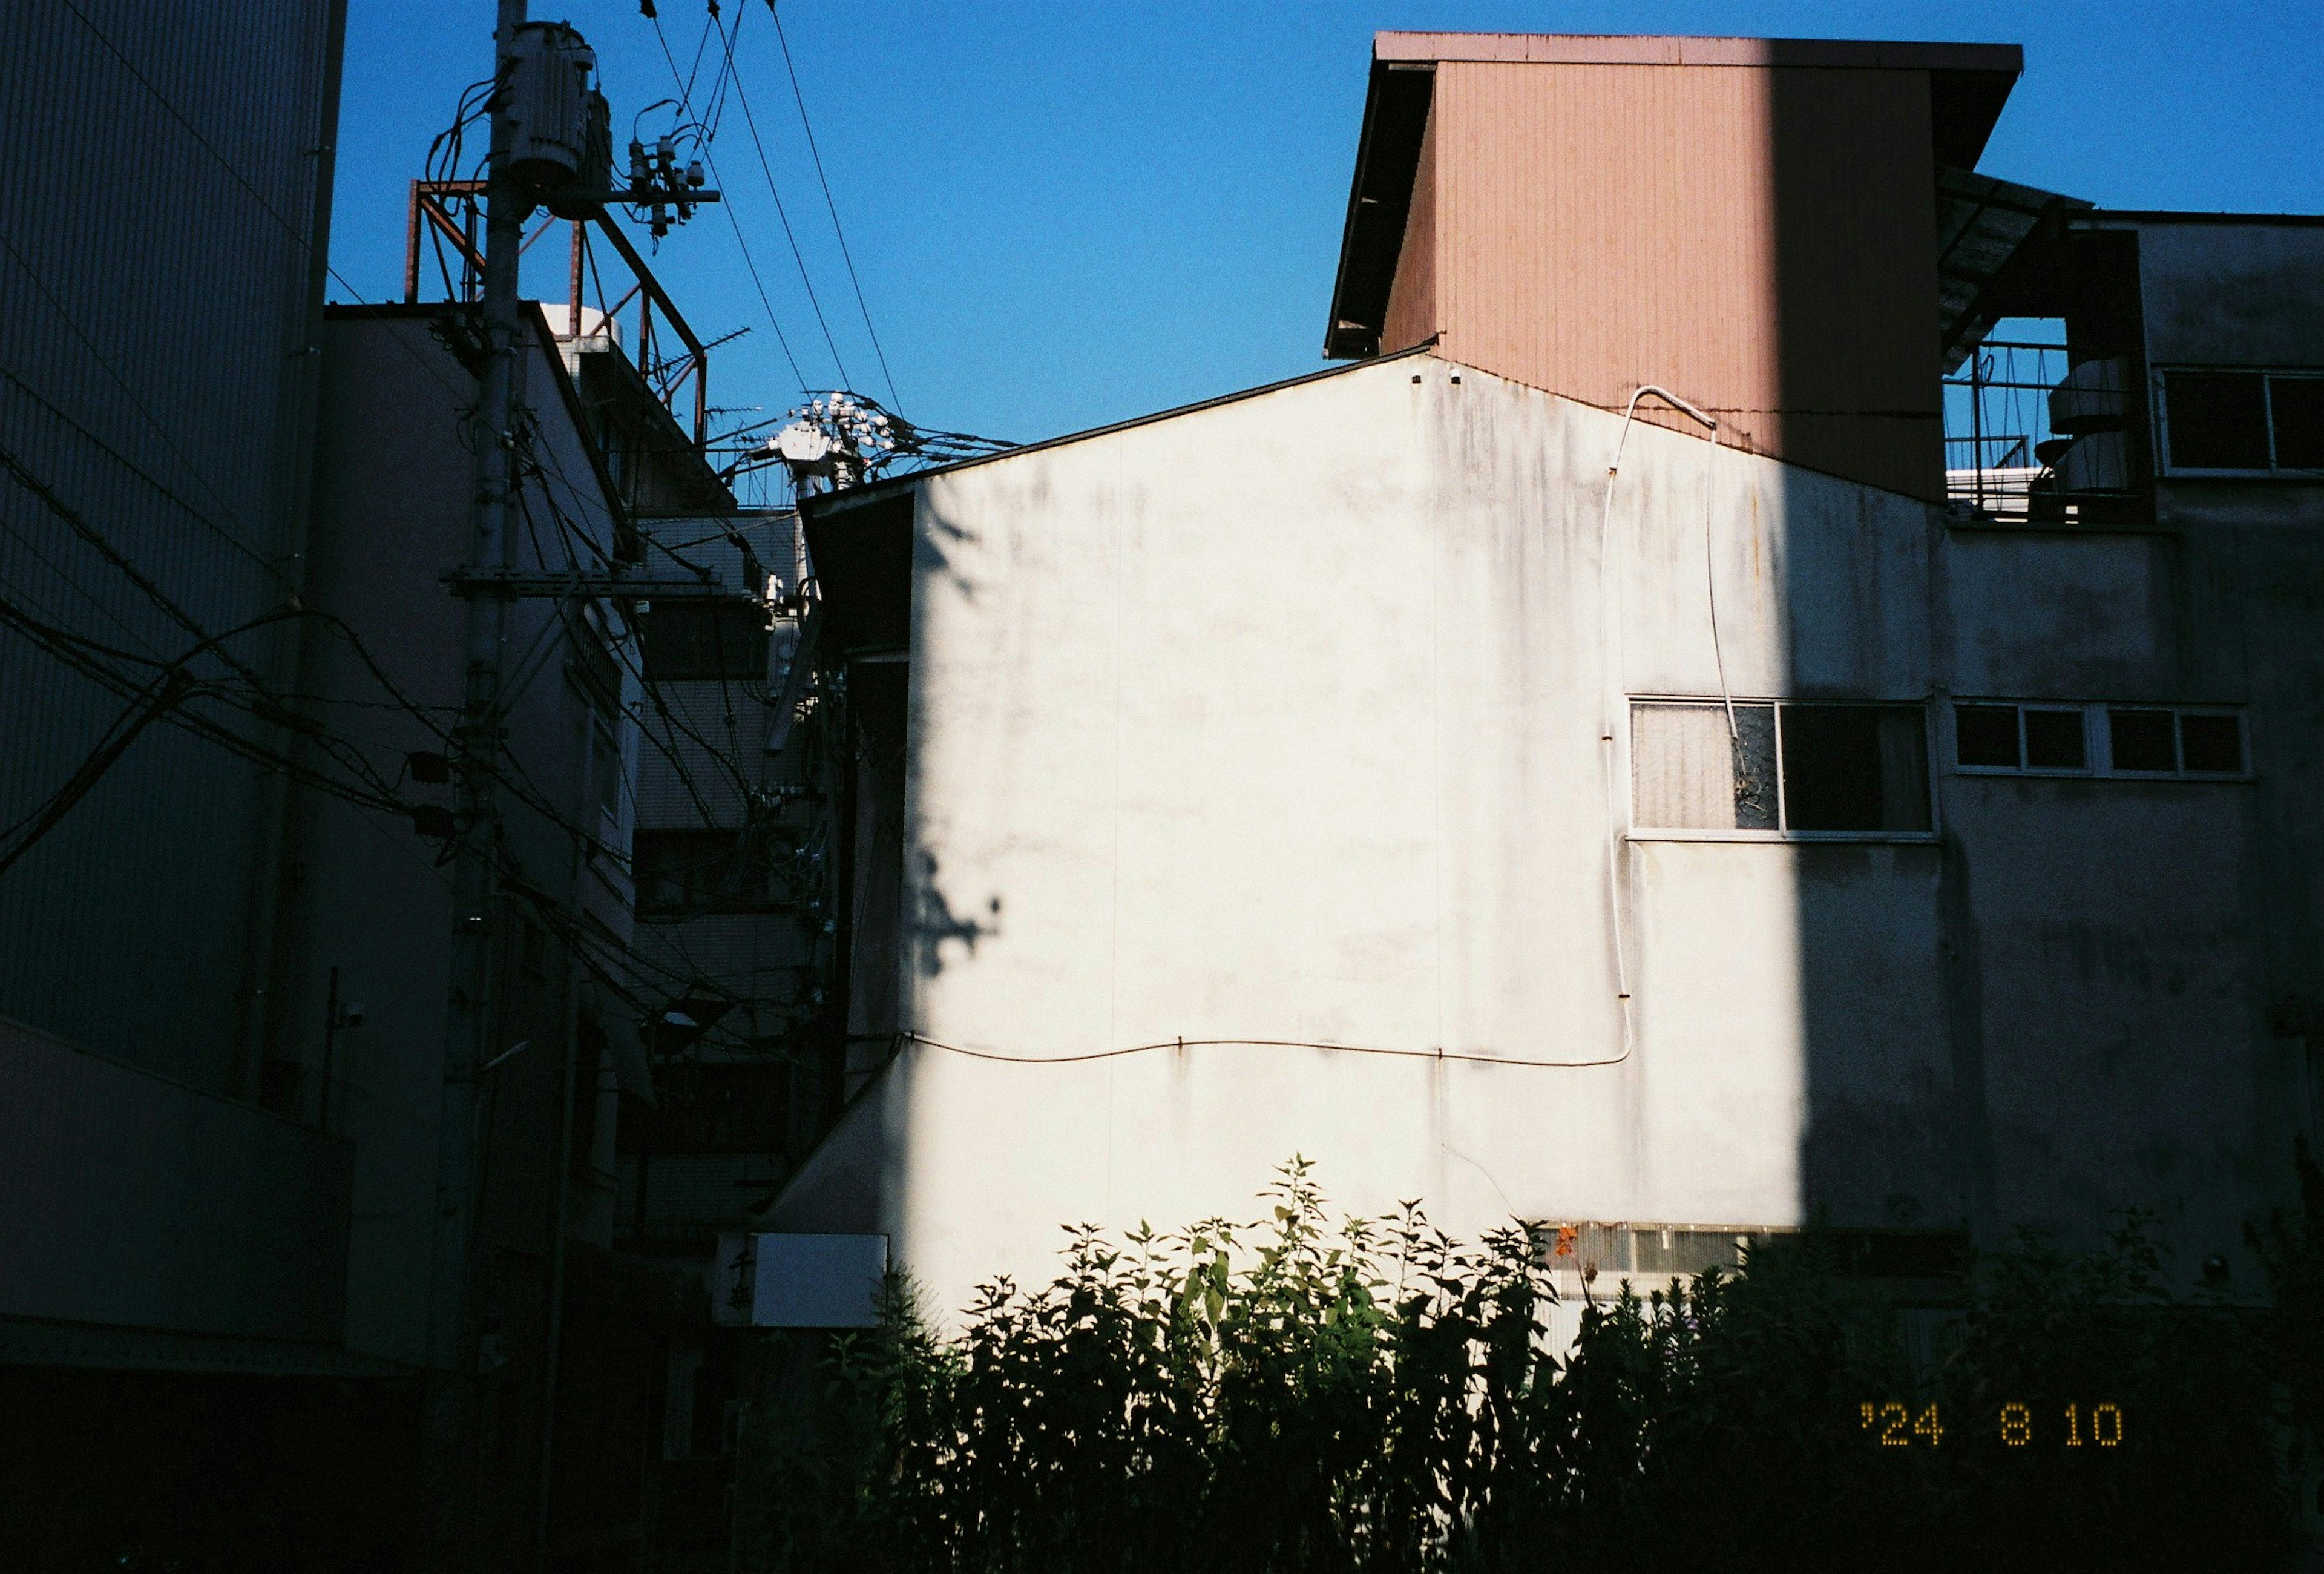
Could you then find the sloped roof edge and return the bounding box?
[804,341,1439,521]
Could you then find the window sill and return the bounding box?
[2160,469,2324,482]
[1953,766,2251,783]
[1627,829,1940,845]
[1943,509,2173,536]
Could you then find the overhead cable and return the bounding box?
[767,1,901,408]
[896,1031,1644,1072]
[657,5,852,389]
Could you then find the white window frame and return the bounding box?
[2153,366,2324,478]
[1626,696,1940,845]
[1948,700,2250,780]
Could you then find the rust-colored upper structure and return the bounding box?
[1325,33,2024,500]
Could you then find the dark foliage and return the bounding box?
[740,1158,2306,1573]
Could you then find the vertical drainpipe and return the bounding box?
[238,0,351,1103]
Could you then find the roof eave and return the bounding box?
[803,341,1443,521]
[1322,58,1435,361]
[1321,34,2024,356]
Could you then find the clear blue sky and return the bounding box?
[329,1,2323,453]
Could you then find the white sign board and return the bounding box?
[749,1232,889,1328]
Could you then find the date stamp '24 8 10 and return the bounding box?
[1860,1401,2124,1449]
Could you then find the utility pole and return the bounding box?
[422,1,527,1564]
[412,12,710,1561]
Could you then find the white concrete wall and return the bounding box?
[777,355,1962,1316]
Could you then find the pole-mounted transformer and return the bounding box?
[420,10,719,1566]
[504,21,612,217]
[499,19,714,233]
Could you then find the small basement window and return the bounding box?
[1953,702,2245,778]
[1631,700,1930,835]
[2162,369,2324,473]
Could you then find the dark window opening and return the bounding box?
[1960,701,2246,779]
[617,1060,791,1156]
[632,828,775,914]
[1954,705,2019,768]
[2107,708,2178,772]
[2273,376,2324,469]
[1633,701,1928,833]
[642,600,769,682]
[574,1012,609,1176]
[592,720,623,823]
[2165,371,2271,469]
[573,625,622,710]
[2178,713,2244,774]
[1534,1222,1969,1282]
[1779,705,1931,832]
[1833,1230,1973,1280]
[2022,708,2087,770]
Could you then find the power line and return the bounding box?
[0,509,164,659]
[0,366,293,595]
[517,467,758,812]
[0,228,281,577]
[656,6,853,390]
[767,2,901,409]
[0,436,267,688]
[0,593,416,840]
[42,0,818,1060]
[35,4,735,847]
[707,156,812,394]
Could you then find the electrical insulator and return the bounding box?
[686,160,705,189]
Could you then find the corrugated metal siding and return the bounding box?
[1427,60,1942,499]
[1381,97,1439,354]
[0,1012,350,1340]
[0,1,340,1089]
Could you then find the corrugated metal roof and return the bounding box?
[1937,166,2090,373]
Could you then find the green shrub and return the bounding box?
[740,1159,2299,1573]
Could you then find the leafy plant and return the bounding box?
[740,1158,2300,1573]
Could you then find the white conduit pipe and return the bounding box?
[1597,385,1726,1063]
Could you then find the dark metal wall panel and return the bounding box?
[0,1012,352,1341]
[0,1,342,1090]
[2133,220,2324,368]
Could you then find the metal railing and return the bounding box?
[403,179,711,446]
[1943,338,2068,522]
